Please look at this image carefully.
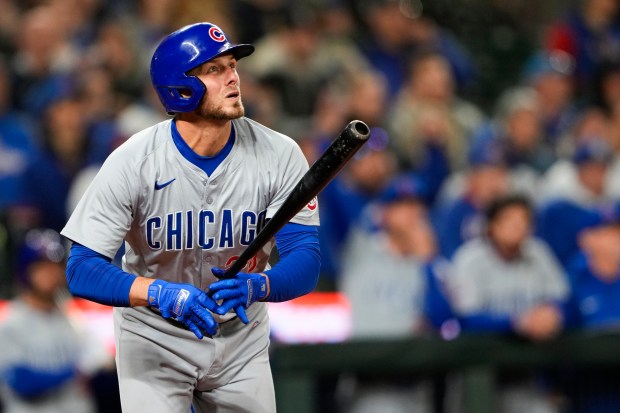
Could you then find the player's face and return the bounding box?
[192,54,245,120]
[28,261,66,303]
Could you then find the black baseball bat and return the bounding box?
[215,120,370,279]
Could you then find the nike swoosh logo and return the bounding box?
[154,178,176,190]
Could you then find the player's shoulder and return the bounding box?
[233,117,299,151]
[524,237,553,254]
[105,119,172,165]
[0,301,30,330]
[452,238,492,266]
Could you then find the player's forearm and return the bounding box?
[264,224,321,302]
[263,247,320,301]
[66,243,137,307]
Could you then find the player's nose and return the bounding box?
[225,67,239,85]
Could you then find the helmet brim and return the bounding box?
[217,44,255,61]
[185,44,255,74]
[230,44,255,60]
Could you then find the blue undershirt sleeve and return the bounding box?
[423,263,455,329]
[418,143,450,204]
[66,243,136,307]
[458,314,513,333]
[2,364,75,399]
[263,223,321,302]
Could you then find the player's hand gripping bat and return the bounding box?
[213,120,370,280]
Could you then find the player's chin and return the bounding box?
[211,103,245,120]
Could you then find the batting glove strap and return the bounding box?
[259,273,270,301]
[247,274,269,306]
[147,279,166,309]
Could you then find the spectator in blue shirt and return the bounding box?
[560,217,620,413]
[17,93,103,232]
[565,218,620,330]
[434,137,510,259]
[537,137,620,267]
[0,58,38,212]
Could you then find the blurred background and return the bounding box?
[2,0,620,412]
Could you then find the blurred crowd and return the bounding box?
[2,0,620,412]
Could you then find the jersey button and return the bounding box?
[206,256,212,263]
[207,197,213,204]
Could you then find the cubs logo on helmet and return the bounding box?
[150,22,255,114]
[208,26,226,42]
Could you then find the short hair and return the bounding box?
[485,193,533,224]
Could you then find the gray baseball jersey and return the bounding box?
[0,300,96,413]
[339,227,428,339]
[447,237,568,317]
[61,117,319,412]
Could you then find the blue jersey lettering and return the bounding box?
[146,208,266,251]
[240,211,257,246]
[166,211,183,250]
[199,210,215,249]
[185,210,193,249]
[219,209,234,248]
[146,217,162,250]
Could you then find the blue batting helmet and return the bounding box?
[16,228,66,285]
[150,22,254,114]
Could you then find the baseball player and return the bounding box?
[61,22,321,413]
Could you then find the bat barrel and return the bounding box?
[219,120,370,279]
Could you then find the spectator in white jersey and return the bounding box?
[338,174,452,413]
[340,174,448,339]
[448,194,568,338]
[0,228,110,413]
[446,194,569,413]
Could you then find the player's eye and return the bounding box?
[207,66,218,73]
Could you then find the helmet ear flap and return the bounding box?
[156,76,206,114]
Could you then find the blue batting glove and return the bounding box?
[148,279,219,339]
[209,268,270,324]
